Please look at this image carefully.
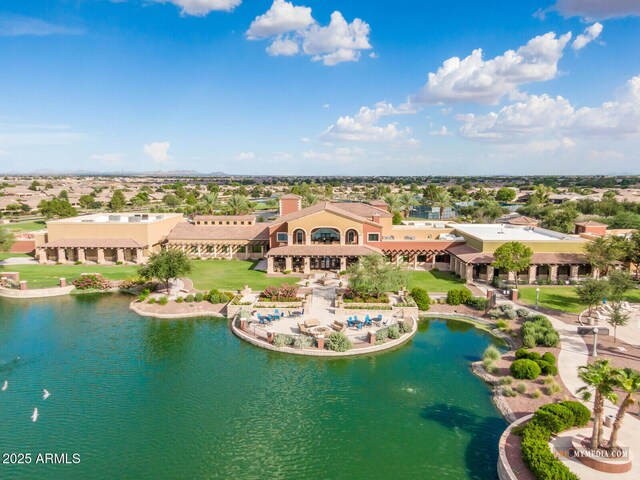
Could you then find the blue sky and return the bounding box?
[0,0,639,175]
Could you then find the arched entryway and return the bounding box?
[293,229,306,245]
[345,229,359,245]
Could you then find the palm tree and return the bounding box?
[197,192,219,215]
[398,192,418,218]
[302,192,320,208]
[433,189,452,220]
[577,360,620,449]
[383,193,401,214]
[608,368,640,449]
[226,194,250,215]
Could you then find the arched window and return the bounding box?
[345,229,358,245]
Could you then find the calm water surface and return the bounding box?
[0,294,506,479]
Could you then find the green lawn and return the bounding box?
[0,264,139,289]
[2,220,47,232]
[0,252,32,260]
[519,286,640,314]
[189,259,298,291]
[406,270,466,293]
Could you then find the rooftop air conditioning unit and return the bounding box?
[108,215,121,222]
[404,236,416,240]
[128,216,141,223]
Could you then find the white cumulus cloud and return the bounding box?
[410,32,572,105]
[572,22,603,50]
[321,102,417,143]
[143,141,172,163]
[430,126,452,136]
[457,75,640,141]
[158,0,242,16]
[247,2,373,66]
[246,0,313,38]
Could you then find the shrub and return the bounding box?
[147,297,157,304]
[500,376,513,385]
[410,287,430,311]
[376,328,389,341]
[499,304,514,313]
[158,296,168,305]
[293,335,312,349]
[516,383,527,394]
[447,288,472,305]
[194,292,204,302]
[208,289,230,304]
[541,352,556,366]
[515,349,542,361]
[531,389,542,399]
[466,296,489,310]
[520,407,581,480]
[72,273,112,291]
[175,296,184,303]
[482,345,501,362]
[488,308,502,319]
[537,361,558,376]
[398,321,412,334]
[559,401,590,427]
[496,320,508,330]
[325,332,352,352]
[483,359,498,374]
[523,333,537,349]
[545,382,562,395]
[273,334,294,348]
[502,386,517,397]
[510,359,541,380]
[138,288,151,302]
[262,283,299,302]
[74,260,83,265]
[185,294,195,303]
[516,308,530,318]
[504,309,517,320]
[387,325,401,339]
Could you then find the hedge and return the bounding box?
[446,288,472,305]
[410,287,430,311]
[519,401,589,480]
[514,350,558,376]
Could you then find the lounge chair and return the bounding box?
[331,321,346,333]
[305,319,320,328]
[258,315,271,325]
[347,316,356,327]
[364,315,372,327]
[298,323,310,335]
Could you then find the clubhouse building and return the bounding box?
[36,195,595,284]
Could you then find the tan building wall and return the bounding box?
[46,214,183,252]
[477,239,587,254]
[286,210,370,238]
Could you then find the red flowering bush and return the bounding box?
[73,273,113,290]
[260,283,299,302]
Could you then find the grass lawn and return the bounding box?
[0,252,32,260]
[189,259,298,291]
[0,264,139,289]
[519,286,640,314]
[2,220,47,232]
[406,270,466,293]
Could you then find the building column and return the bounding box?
[486,265,494,284]
[592,267,600,279]
[136,248,144,264]
[37,248,48,264]
[116,248,125,263]
[340,257,347,272]
[413,253,418,270]
[97,248,105,264]
[550,265,559,283]
[528,265,537,284]
[56,247,67,263]
[570,265,580,282]
[449,255,455,272]
[464,263,473,284]
[77,248,86,263]
[196,244,202,258]
[267,256,275,274]
[284,256,293,271]
[229,245,234,260]
[303,257,310,274]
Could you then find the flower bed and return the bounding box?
[72,273,113,291]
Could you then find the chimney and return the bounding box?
[279,194,302,216]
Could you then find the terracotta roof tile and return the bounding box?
[167,222,269,241]
[42,238,145,248]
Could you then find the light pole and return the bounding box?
[535,287,540,310]
[592,327,599,357]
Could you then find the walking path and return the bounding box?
[0,257,37,266]
[505,298,640,479]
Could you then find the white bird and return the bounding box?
[1,380,7,391]
[43,389,50,400]
[31,408,38,422]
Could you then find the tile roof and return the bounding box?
[267,244,382,257]
[575,220,607,227]
[271,201,388,227]
[448,244,588,265]
[194,215,256,222]
[330,202,392,218]
[42,238,145,248]
[167,222,269,241]
[505,215,539,225]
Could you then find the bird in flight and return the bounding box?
[43,389,51,400]
[31,408,39,422]
[1,380,7,391]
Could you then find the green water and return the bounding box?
[0,294,506,479]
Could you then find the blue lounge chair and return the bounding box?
[364,315,372,326]
[347,316,356,327]
[258,315,270,325]
[356,320,364,330]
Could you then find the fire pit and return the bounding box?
[309,326,333,337]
